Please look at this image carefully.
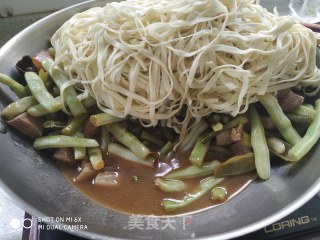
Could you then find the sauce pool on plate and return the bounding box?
[59,151,256,215]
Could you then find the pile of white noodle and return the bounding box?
[51,0,320,136]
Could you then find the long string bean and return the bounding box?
[165,160,220,179]
[162,177,224,212]
[107,123,151,159]
[249,106,270,180]
[42,59,87,117]
[258,94,301,145]
[288,99,320,161]
[0,73,28,97]
[34,135,99,149]
[25,72,61,113]
[1,96,37,120]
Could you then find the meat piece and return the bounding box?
[53,148,77,165]
[6,112,43,139]
[216,129,234,146]
[83,119,100,138]
[277,89,290,98]
[216,124,243,146]
[231,141,252,156]
[230,123,243,141]
[277,90,304,112]
[76,159,98,181]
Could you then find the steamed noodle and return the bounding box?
[51,0,320,136]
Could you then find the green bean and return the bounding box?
[258,94,301,145]
[100,126,110,152]
[249,106,270,180]
[223,114,248,129]
[61,113,89,136]
[212,122,223,132]
[292,105,316,120]
[52,85,60,97]
[214,152,256,177]
[211,187,227,202]
[33,135,99,149]
[25,72,61,113]
[82,96,97,109]
[107,123,151,159]
[304,104,314,110]
[159,141,173,156]
[189,135,210,167]
[27,96,62,117]
[162,176,224,212]
[286,113,311,125]
[1,96,38,120]
[266,137,286,155]
[38,69,52,89]
[155,178,186,193]
[88,147,104,170]
[201,115,248,144]
[266,136,293,161]
[179,120,208,151]
[90,113,125,126]
[165,160,220,179]
[108,142,154,167]
[24,85,31,95]
[288,99,320,161]
[74,147,87,160]
[43,120,66,129]
[39,68,48,80]
[73,131,86,160]
[42,59,87,117]
[271,150,293,161]
[0,73,28,98]
[240,132,252,147]
[141,130,165,146]
[200,131,217,144]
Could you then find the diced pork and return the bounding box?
[216,129,234,146]
[53,148,76,165]
[216,124,243,146]
[231,141,252,156]
[6,112,43,139]
[278,90,304,112]
[83,119,100,138]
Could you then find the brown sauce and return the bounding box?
[59,151,256,216]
